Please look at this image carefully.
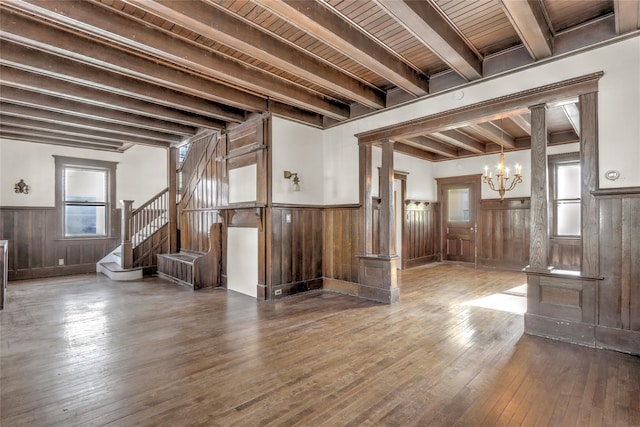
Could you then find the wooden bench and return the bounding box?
[157,223,221,290]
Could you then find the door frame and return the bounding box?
[436,174,481,266]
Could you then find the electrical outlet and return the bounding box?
[274,289,282,296]
[58,258,65,266]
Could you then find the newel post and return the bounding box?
[120,200,134,269]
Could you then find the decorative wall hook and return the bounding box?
[14,179,29,194]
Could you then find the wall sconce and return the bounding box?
[14,179,30,194]
[283,171,300,192]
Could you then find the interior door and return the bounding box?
[441,180,478,264]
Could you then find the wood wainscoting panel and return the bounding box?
[478,198,530,270]
[0,207,119,280]
[549,237,581,271]
[269,207,323,298]
[403,200,440,269]
[323,206,361,284]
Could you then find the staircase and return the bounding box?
[97,188,170,281]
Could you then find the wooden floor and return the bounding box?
[1,264,639,426]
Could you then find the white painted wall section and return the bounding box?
[0,139,167,207]
[226,227,258,298]
[271,117,324,204]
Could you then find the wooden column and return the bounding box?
[359,142,373,256]
[168,146,178,254]
[379,139,395,257]
[120,200,134,269]
[579,91,599,276]
[528,104,549,271]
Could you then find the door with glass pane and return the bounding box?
[439,176,480,264]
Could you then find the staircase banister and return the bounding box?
[131,187,169,216]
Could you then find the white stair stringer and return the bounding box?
[97,244,143,281]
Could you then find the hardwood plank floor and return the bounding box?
[1,264,638,426]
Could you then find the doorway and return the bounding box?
[437,175,481,265]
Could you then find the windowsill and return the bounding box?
[55,237,118,242]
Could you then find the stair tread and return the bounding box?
[99,262,143,272]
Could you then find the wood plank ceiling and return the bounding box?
[0,0,637,159]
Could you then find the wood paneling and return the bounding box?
[270,207,323,298]
[0,207,119,280]
[403,200,440,269]
[478,198,530,270]
[0,240,7,309]
[133,223,169,270]
[323,206,361,284]
[549,237,581,271]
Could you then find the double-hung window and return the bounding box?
[549,153,581,237]
[54,156,117,239]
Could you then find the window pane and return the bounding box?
[557,164,580,199]
[65,205,106,236]
[65,168,106,202]
[448,188,470,222]
[557,201,581,236]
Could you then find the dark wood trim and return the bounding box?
[360,143,373,256]
[528,104,549,270]
[356,72,604,143]
[592,187,640,197]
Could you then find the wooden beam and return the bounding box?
[0,125,126,148]
[393,142,438,161]
[500,0,553,60]
[0,103,185,143]
[0,69,224,130]
[0,12,250,122]
[252,0,429,97]
[510,114,532,135]
[469,121,516,149]
[614,0,640,34]
[400,136,458,158]
[431,130,486,154]
[123,0,386,110]
[0,132,125,152]
[6,0,350,121]
[375,0,482,81]
[0,115,170,147]
[561,103,581,137]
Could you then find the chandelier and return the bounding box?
[482,121,522,200]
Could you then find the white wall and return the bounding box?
[322,35,640,204]
[271,117,324,204]
[371,147,436,200]
[0,139,168,208]
[226,227,258,298]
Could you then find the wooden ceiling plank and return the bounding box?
[122,0,386,109]
[0,103,184,143]
[561,103,581,137]
[252,0,429,97]
[614,0,640,34]
[0,115,170,147]
[469,121,515,148]
[499,0,553,60]
[374,0,482,81]
[0,11,250,122]
[0,73,226,131]
[431,129,485,154]
[8,0,350,121]
[393,142,438,161]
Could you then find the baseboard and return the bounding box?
[524,313,595,347]
[271,278,322,300]
[9,264,97,281]
[595,325,640,355]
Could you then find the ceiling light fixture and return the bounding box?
[482,120,522,200]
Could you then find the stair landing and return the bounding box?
[97,262,143,281]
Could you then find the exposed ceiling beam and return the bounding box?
[500,0,553,60]
[399,136,458,158]
[510,114,532,136]
[0,125,126,148]
[0,12,250,123]
[561,103,581,137]
[5,0,350,121]
[394,142,438,161]
[123,0,386,110]
[469,122,516,149]
[374,0,482,81]
[614,0,640,34]
[0,132,125,152]
[0,103,184,143]
[252,0,429,97]
[0,115,170,147]
[431,130,486,154]
[0,40,239,126]
[0,66,225,130]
